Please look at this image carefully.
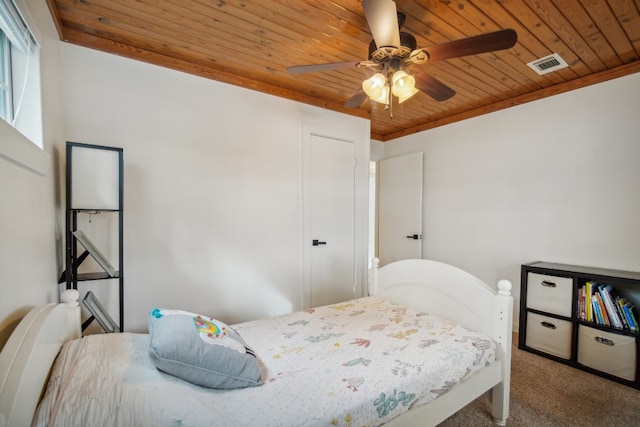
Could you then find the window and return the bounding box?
[0,31,10,121]
[0,0,42,147]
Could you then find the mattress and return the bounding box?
[35,296,496,426]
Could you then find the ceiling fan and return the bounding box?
[287,0,517,114]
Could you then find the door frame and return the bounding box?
[301,124,369,309]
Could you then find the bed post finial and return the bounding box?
[60,289,82,339]
[497,280,512,296]
[61,289,80,306]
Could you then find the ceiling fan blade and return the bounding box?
[425,29,517,62]
[362,0,400,48]
[287,61,361,74]
[414,72,456,102]
[345,90,368,108]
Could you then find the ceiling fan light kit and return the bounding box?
[287,0,518,116]
[363,69,418,106]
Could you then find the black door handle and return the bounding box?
[406,234,421,240]
[312,240,327,246]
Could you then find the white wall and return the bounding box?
[0,0,63,345]
[59,44,370,331]
[2,0,637,340]
[381,72,640,328]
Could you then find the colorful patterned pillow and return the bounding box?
[148,308,263,389]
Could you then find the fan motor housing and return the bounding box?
[368,32,417,62]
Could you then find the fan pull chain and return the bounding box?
[386,85,393,119]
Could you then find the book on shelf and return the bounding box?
[585,281,594,322]
[579,281,639,332]
[609,287,631,329]
[623,302,640,332]
[592,297,604,325]
[621,302,636,332]
[596,293,610,326]
[577,286,585,320]
[598,284,623,329]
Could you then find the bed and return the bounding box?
[0,258,513,427]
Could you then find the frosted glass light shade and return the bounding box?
[370,85,389,104]
[391,70,418,103]
[397,87,419,103]
[71,146,120,210]
[362,73,387,102]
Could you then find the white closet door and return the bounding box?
[303,133,356,308]
[377,152,423,266]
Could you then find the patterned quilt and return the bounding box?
[36,296,495,427]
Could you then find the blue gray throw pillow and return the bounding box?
[148,308,263,389]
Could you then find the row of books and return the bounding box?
[577,281,639,332]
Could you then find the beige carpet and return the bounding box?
[438,340,640,426]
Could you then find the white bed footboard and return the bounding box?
[370,258,513,426]
[0,290,80,427]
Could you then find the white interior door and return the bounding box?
[377,152,423,266]
[303,133,356,308]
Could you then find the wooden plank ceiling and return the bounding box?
[45,0,640,141]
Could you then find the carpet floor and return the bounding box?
[438,340,640,426]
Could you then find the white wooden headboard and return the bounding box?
[0,291,80,427]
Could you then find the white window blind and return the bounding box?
[0,0,37,53]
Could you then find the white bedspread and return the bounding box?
[35,296,495,426]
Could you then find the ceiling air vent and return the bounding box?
[527,53,569,75]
